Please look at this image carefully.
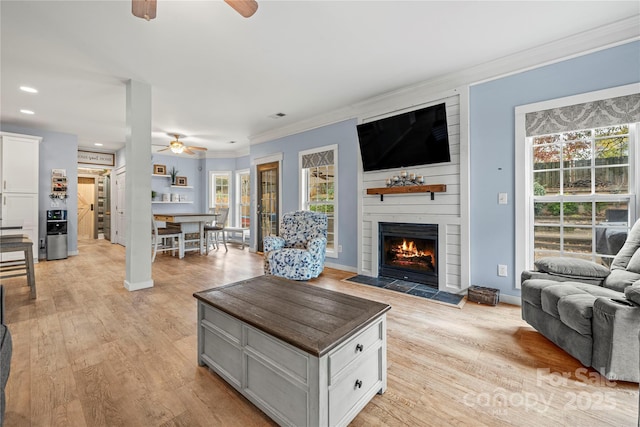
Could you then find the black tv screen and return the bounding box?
[357,103,450,172]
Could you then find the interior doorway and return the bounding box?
[77,176,96,239]
[256,161,279,252]
[114,168,126,246]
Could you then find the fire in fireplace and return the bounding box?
[379,222,438,287]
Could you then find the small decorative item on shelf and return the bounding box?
[175,176,187,186]
[385,171,425,187]
[169,166,179,184]
[152,190,157,200]
[153,164,166,175]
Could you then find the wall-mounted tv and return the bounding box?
[357,103,450,172]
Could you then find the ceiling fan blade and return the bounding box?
[187,146,207,151]
[225,0,258,18]
[183,147,196,155]
[158,147,169,152]
[132,0,157,20]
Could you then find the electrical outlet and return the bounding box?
[498,264,508,277]
[498,192,508,205]
[338,245,343,253]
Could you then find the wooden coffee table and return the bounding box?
[194,275,391,427]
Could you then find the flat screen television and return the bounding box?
[357,103,450,172]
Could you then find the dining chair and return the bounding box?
[205,207,229,253]
[152,219,184,261]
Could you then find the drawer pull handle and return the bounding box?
[354,379,363,389]
[355,343,363,352]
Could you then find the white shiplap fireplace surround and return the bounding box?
[357,91,470,294]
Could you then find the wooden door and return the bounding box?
[256,161,279,253]
[115,170,126,246]
[77,177,96,239]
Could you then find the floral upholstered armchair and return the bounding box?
[263,210,328,280]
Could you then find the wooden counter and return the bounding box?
[194,275,391,427]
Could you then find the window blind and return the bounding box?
[302,149,334,168]
[525,93,640,137]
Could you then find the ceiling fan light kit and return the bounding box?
[170,140,184,154]
[159,134,208,156]
[132,0,257,21]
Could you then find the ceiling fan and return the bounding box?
[158,134,208,155]
[132,0,258,21]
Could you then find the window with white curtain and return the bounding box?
[299,145,338,257]
[515,88,640,280]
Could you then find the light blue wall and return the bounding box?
[250,119,360,269]
[1,123,79,258]
[469,41,640,297]
[149,153,205,213]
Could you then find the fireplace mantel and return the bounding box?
[366,184,446,201]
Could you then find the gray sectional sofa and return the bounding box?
[521,220,640,383]
[0,285,11,426]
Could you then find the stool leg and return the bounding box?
[25,247,36,299]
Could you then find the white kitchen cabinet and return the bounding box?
[0,132,41,262]
[1,134,40,193]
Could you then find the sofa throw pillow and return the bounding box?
[535,257,610,279]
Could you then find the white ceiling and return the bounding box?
[1,1,639,155]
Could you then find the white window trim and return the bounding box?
[515,83,640,288]
[208,170,232,212]
[299,144,339,259]
[235,168,249,228]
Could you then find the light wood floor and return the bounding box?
[2,239,638,426]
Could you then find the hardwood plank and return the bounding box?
[1,238,636,426]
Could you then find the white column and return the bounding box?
[124,80,153,291]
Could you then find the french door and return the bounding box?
[256,161,279,252]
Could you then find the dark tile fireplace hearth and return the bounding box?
[379,222,438,287]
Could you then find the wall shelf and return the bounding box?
[170,185,193,189]
[366,184,446,201]
[152,174,171,178]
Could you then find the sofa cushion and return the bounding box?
[611,219,640,271]
[521,279,558,309]
[603,269,640,292]
[557,294,597,336]
[624,285,640,306]
[535,257,610,279]
[627,249,640,274]
[541,285,588,319]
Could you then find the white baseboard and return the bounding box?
[324,261,357,273]
[499,293,522,306]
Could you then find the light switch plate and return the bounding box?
[498,264,508,277]
[498,193,508,205]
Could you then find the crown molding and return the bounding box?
[250,16,640,146]
[204,147,250,159]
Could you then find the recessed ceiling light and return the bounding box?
[229,140,236,144]
[20,109,34,115]
[20,86,38,93]
[268,112,286,119]
[94,143,103,147]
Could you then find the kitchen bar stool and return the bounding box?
[0,235,36,299]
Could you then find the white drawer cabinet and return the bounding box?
[198,302,387,427]
[195,277,390,427]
